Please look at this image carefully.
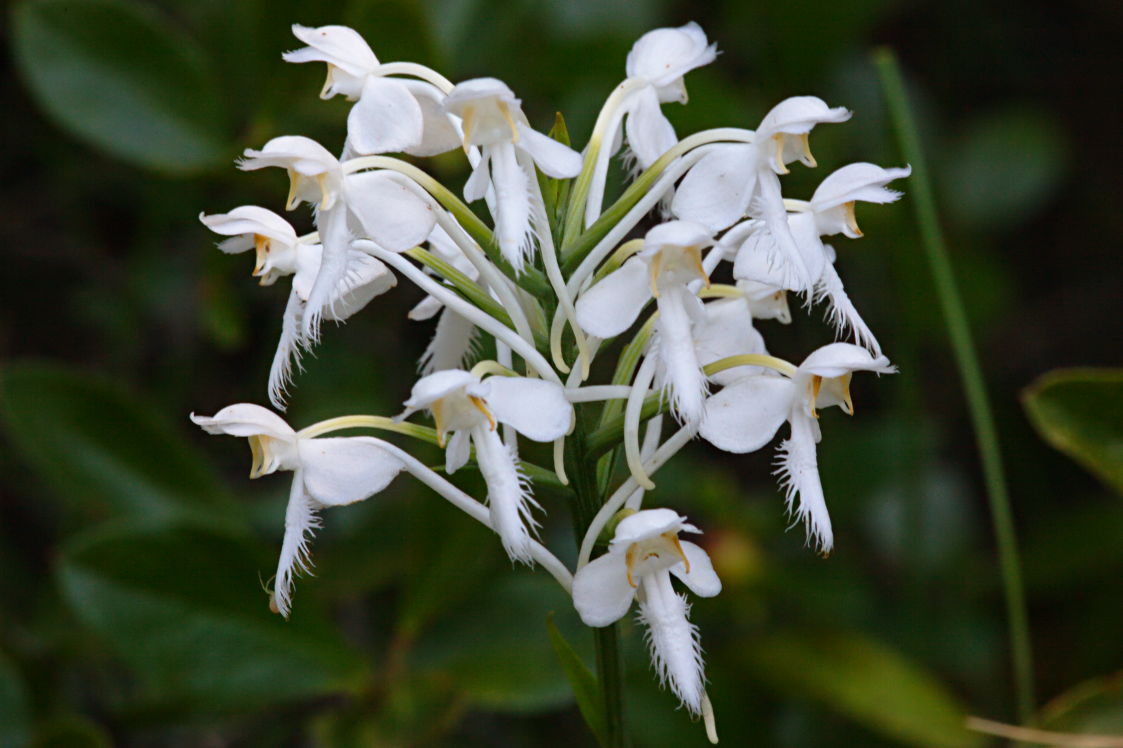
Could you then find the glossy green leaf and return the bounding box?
[11,0,229,173]
[1022,368,1123,494]
[0,363,240,524]
[58,519,367,714]
[547,613,607,747]
[1038,671,1123,737]
[0,653,30,748]
[743,631,981,748]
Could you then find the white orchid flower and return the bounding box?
[573,508,721,714]
[729,162,911,353]
[576,221,714,424]
[622,22,717,169]
[443,77,582,270]
[282,24,459,157]
[692,294,773,386]
[199,206,397,408]
[239,136,437,339]
[699,343,895,554]
[671,96,851,289]
[190,404,404,618]
[397,369,573,562]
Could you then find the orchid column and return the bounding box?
[193,20,906,746]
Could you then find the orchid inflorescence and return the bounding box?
[193,21,905,741]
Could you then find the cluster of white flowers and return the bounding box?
[193,21,905,740]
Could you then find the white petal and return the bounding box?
[810,163,911,211]
[284,24,378,77]
[401,80,461,157]
[775,414,833,553]
[612,508,695,546]
[409,295,444,321]
[322,250,396,321]
[190,403,294,439]
[474,426,538,564]
[297,436,403,506]
[731,221,798,290]
[788,211,828,285]
[625,22,717,91]
[486,376,573,442]
[638,571,704,714]
[699,376,793,454]
[489,143,532,269]
[347,77,425,155]
[798,342,894,378]
[575,258,652,338]
[670,541,722,597]
[625,86,678,169]
[302,206,350,340]
[445,428,471,474]
[419,309,478,375]
[656,285,707,425]
[693,297,768,385]
[273,473,320,618]
[345,170,436,251]
[572,550,635,627]
[671,144,757,231]
[401,369,475,411]
[757,96,851,138]
[239,135,340,176]
[199,206,297,246]
[463,153,492,203]
[755,170,813,291]
[268,290,305,409]
[515,121,582,178]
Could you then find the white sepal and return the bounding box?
[345,170,436,251]
[486,376,574,442]
[346,76,425,155]
[572,550,636,628]
[575,258,652,338]
[515,122,582,178]
[670,145,758,232]
[625,85,678,169]
[699,375,794,454]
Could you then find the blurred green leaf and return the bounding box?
[1039,672,1123,738]
[0,653,30,748]
[0,362,240,524]
[58,519,367,714]
[940,106,1068,231]
[11,0,229,173]
[1022,368,1123,494]
[31,715,112,748]
[547,613,607,747]
[743,631,981,748]
[412,573,581,713]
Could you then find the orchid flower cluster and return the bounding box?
[193,21,905,741]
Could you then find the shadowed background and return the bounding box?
[1,0,1121,745]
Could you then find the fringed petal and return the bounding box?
[268,290,305,410]
[815,259,882,356]
[473,425,540,564]
[419,309,478,375]
[655,284,708,425]
[638,572,705,714]
[272,473,322,618]
[774,414,834,554]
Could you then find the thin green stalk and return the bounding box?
[874,48,1035,722]
[566,409,629,747]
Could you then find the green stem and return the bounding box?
[874,48,1035,722]
[566,409,629,747]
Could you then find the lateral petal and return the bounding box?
[345,170,436,251]
[487,376,573,442]
[575,258,653,338]
[670,541,722,597]
[625,86,678,169]
[572,551,635,627]
[297,436,403,506]
[671,144,757,231]
[516,121,582,178]
[347,77,425,155]
[699,376,793,454]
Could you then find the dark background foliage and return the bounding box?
[1,0,1120,745]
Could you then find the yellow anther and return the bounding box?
[772,133,790,174]
[248,435,270,478]
[316,173,331,208]
[648,252,664,298]
[461,105,476,153]
[810,375,823,419]
[498,101,520,144]
[285,169,300,210]
[687,246,710,289]
[838,372,855,415]
[468,394,497,431]
[431,399,448,448]
[319,65,336,100]
[625,545,638,588]
[664,532,691,573]
[252,234,269,277]
[843,201,863,237]
[799,132,817,167]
